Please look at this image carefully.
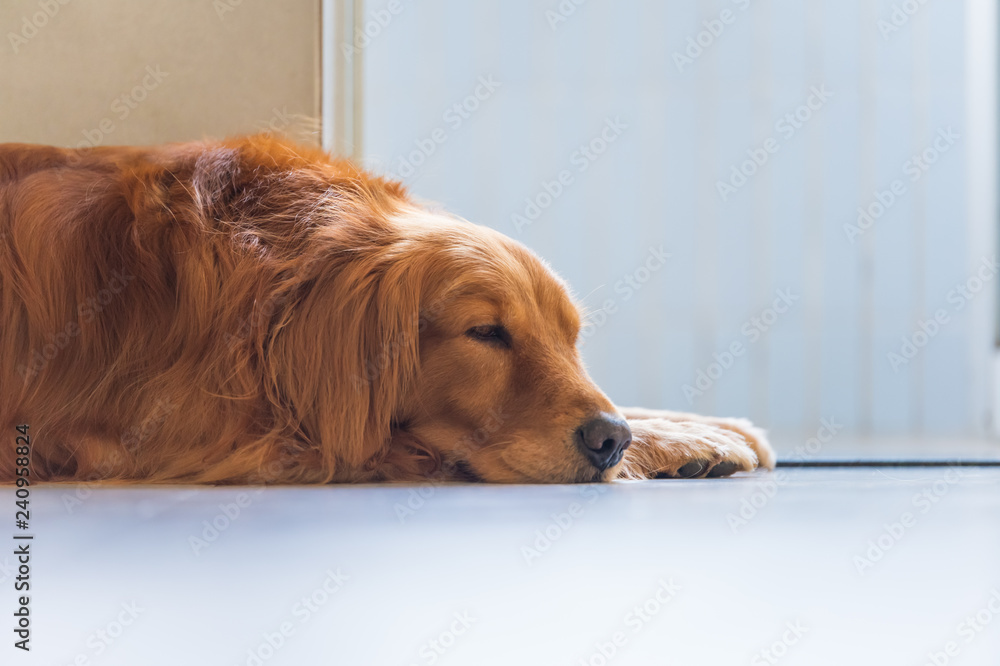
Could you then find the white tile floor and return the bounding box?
[4,465,1000,665]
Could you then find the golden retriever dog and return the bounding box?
[0,135,774,484]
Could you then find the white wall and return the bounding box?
[357,0,996,437]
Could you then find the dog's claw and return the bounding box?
[707,461,739,477]
[676,461,707,478]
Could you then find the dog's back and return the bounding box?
[0,136,408,483]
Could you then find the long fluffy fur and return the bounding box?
[0,135,430,483]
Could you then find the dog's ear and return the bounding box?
[269,243,424,480]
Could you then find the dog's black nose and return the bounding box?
[576,414,632,471]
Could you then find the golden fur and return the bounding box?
[0,135,773,484]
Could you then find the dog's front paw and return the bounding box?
[621,419,766,479]
[703,417,775,470]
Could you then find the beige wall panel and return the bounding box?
[0,0,321,147]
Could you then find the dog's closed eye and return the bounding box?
[465,324,512,348]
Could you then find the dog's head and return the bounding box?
[375,206,631,483]
[272,190,630,483]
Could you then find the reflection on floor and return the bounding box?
[8,466,1000,665]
